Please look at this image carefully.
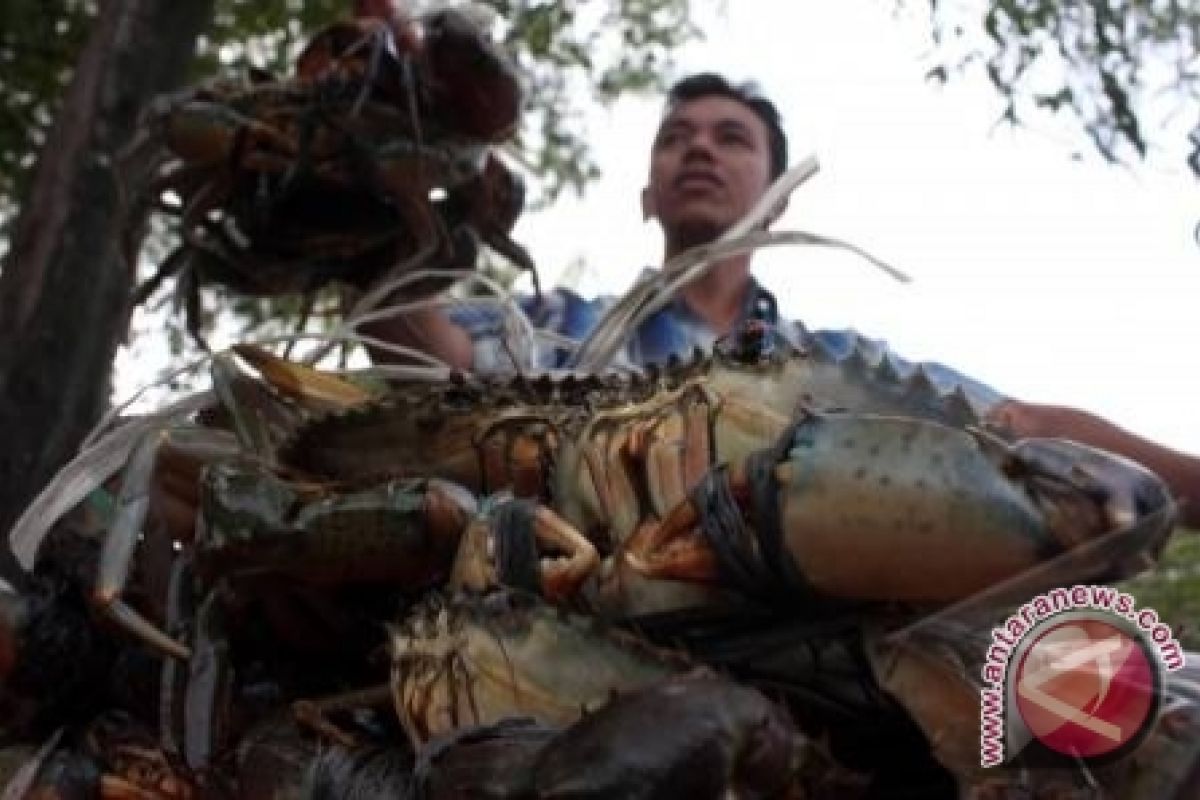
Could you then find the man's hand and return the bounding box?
[360,305,474,370]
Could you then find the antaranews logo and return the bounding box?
[979,586,1183,768]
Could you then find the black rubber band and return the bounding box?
[745,427,815,600]
[688,466,773,600]
[491,499,542,595]
[689,417,827,606]
[745,447,796,591]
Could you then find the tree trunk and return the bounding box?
[0,0,214,581]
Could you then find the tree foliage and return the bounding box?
[918,0,1199,175]
[0,0,95,229]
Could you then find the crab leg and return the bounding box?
[121,161,212,280]
[92,433,191,661]
[629,412,1174,604]
[370,145,458,273]
[449,496,599,601]
[291,684,393,748]
[182,585,233,773]
[230,342,372,412]
[160,100,298,165]
[159,553,194,761]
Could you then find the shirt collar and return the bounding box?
[667,273,780,328]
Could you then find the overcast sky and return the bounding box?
[514,1,1200,454]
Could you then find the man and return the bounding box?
[369,72,1200,527]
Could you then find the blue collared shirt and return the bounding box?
[449,274,1005,415]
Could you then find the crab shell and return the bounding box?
[388,592,689,747]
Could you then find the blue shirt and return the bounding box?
[449,274,1005,416]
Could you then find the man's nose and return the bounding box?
[681,131,717,163]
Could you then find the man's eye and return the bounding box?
[720,131,751,147]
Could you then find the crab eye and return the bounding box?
[716,320,778,364]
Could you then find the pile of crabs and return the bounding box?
[117,0,535,346]
[3,4,1200,799]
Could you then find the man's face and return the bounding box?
[642,95,775,250]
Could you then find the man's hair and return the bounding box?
[665,73,788,180]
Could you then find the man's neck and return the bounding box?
[665,252,753,336]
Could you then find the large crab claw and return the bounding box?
[628,412,1176,606]
[1003,436,1174,547]
[450,494,599,602]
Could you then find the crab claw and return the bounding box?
[1009,437,1175,547]
[450,496,599,601]
[633,416,1179,608]
[978,436,1179,593]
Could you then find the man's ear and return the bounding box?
[640,186,656,221]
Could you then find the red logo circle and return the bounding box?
[1014,618,1158,759]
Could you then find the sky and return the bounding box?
[511,1,1200,454]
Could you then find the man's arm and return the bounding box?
[988,399,1200,529]
[359,306,475,371]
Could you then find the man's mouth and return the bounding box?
[674,172,723,191]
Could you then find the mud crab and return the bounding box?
[344,672,817,799]
[3,321,1193,797]
[118,3,533,344]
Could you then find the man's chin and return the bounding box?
[668,219,729,252]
